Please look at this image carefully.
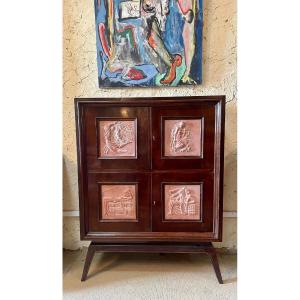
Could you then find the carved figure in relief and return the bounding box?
[105,188,134,217]
[168,186,196,216]
[103,121,134,154]
[170,121,192,153]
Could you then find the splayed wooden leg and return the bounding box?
[205,244,223,284]
[81,243,96,282]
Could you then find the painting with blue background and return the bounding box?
[94,0,202,87]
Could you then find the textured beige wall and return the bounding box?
[63,0,237,251]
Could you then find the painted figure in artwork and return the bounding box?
[177,0,197,84]
[141,0,182,85]
[94,0,202,87]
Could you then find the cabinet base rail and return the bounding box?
[81,241,223,284]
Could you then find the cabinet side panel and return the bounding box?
[75,101,88,239]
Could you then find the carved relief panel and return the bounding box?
[164,119,203,157]
[98,119,137,158]
[101,184,137,220]
[164,184,202,220]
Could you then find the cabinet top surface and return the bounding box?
[75,96,225,106]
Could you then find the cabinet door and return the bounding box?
[152,103,217,170]
[86,172,151,233]
[152,172,215,233]
[81,105,150,170]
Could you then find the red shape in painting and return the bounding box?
[98,23,110,57]
[125,68,146,80]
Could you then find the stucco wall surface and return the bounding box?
[63,0,237,251]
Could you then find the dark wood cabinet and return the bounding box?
[75,96,225,283]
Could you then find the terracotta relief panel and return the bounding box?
[164,119,202,157]
[164,184,201,220]
[98,119,136,158]
[101,184,137,220]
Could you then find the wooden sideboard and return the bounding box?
[75,96,225,283]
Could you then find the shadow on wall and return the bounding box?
[63,155,84,250]
[63,155,79,211]
[223,150,237,211]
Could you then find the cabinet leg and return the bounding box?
[207,246,223,284]
[81,244,96,282]
[80,242,223,283]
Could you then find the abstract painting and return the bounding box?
[94,0,203,87]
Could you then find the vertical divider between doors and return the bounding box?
[149,106,153,231]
